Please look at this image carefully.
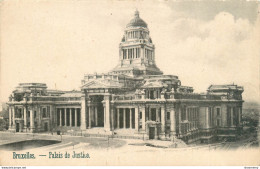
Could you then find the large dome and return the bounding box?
[126,10,147,28]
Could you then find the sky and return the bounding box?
[0,0,259,102]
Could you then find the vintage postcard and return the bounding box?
[0,0,259,166]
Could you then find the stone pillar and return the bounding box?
[117,108,120,129]
[95,106,98,126]
[141,107,145,131]
[12,107,15,128]
[23,107,27,130]
[206,107,209,128]
[88,106,91,128]
[130,108,132,129]
[59,109,62,127]
[30,108,35,131]
[170,107,176,141]
[70,108,72,127]
[123,108,126,129]
[75,108,78,127]
[91,106,94,125]
[231,107,234,127]
[135,107,139,131]
[179,107,182,135]
[104,106,106,126]
[104,95,111,131]
[149,107,151,120]
[9,107,12,128]
[156,108,159,122]
[160,105,165,139]
[38,106,41,130]
[111,106,114,131]
[186,107,188,121]
[80,95,86,130]
[65,108,67,126]
[238,107,242,125]
[49,106,53,129]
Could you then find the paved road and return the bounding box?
[0,131,259,152]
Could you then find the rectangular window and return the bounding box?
[217,108,220,116]
[140,112,142,119]
[42,108,47,118]
[47,106,50,117]
[181,108,186,121]
[167,112,170,120]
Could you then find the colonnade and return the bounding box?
[87,105,99,128]
[57,107,81,127]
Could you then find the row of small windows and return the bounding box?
[123,48,140,59]
[145,49,153,60]
[127,31,148,39]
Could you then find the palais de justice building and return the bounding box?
[7,11,244,144]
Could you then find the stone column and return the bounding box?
[95,106,98,126]
[130,108,132,129]
[38,106,41,130]
[80,94,86,130]
[206,107,209,128]
[111,106,114,131]
[88,106,92,128]
[186,107,188,121]
[231,107,234,127]
[156,108,159,122]
[12,107,15,128]
[65,108,67,126]
[135,107,139,131]
[123,108,126,129]
[104,106,106,125]
[30,108,35,132]
[149,107,151,120]
[9,107,12,128]
[70,108,72,127]
[117,108,120,129]
[104,95,111,131]
[170,107,176,142]
[49,106,53,129]
[23,107,27,130]
[59,109,62,127]
[75,108,78,127]
[179,107,182,135]
[141,107,145,131]
[238,107,242,125]
[160,105,165,139]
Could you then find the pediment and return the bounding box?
[82,81,108,89]
[81,80,122,89]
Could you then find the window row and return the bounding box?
[127,31,148,39]
[122,48,140,59]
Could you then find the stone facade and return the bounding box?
[7,11,244,144]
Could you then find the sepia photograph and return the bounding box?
[0,0,259,167]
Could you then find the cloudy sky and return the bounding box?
[0,0,259,102]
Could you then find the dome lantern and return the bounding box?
[126,10,147,28]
